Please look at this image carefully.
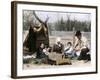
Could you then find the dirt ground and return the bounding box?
[23,60,91,70]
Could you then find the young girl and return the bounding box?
[64,42,74,58]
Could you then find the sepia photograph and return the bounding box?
[23,10,91,69]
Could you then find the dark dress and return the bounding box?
[36,47,48,60]
[78,48,90,60]
[53,43,64,53]
[36,47,43,59]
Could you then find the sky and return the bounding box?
[35,10,91,23]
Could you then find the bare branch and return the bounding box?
[33,11,44,24]
[45,16,49,24]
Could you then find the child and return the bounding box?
[64,42,74,58]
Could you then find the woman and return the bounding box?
[36,43,45,59]
[53,37,64,54]
[73,31,90,61]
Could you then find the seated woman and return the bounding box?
[73,31,90,61]
[53,37,64,54]
[36,43,49,64]
[36,43,44,59]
